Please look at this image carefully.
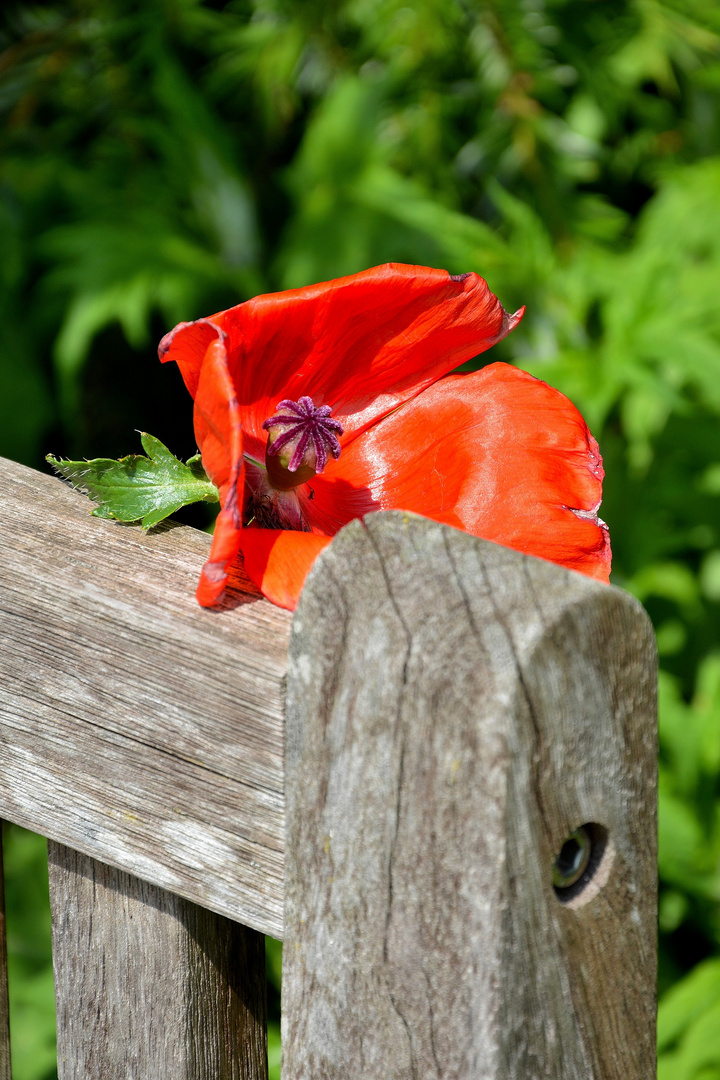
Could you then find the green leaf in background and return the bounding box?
[659,958,720,1053]
[658,957,720,1080]
[2,823,57,1080]
[46,434,219,530]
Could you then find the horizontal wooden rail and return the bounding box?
[0,456,290,938]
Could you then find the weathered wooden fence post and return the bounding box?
[283,512,657,1079]
[47,844,267,1080]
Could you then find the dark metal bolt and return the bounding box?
[552,826,592,890]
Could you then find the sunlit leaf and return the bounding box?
[47,433,219,529]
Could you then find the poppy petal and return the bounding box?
[303,363,610,582]
[239,529,331,611]
[197,508,243,607]
[158,319,224,399]
[193,337,244,494]
[193,337,245,605]
[163,264,523,463]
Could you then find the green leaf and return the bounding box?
[46,433,219,530]
[659,958,720,1052]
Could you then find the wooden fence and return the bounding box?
[0,455,657,1079]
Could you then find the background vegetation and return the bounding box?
[1,0,720,1076]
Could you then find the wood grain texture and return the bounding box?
[0,457,291,938]
[0,825,10,1080]
[48,842,267,1080]
[283,512,657,1080]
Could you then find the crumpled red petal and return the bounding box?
[193,336,245,606]
[158,266,608,607]
[160,263,523,463]
[158,319,223,400]
[238,529,331,611]
[303,363,611,582]
[197,508,243,607]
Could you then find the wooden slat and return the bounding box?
[0,825,10,1080]
[283,512,657,1079]
[48,842,267,1080]
[0,458,291,938]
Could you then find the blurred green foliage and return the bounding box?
[1,825,56,1080]
[2,0,720,1076]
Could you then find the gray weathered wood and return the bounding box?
[0,825,11,1080]
[0,457,291,937]
[284,511,657,1080]
[48,842,267,1080]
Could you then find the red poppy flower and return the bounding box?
[159,263,610,610]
